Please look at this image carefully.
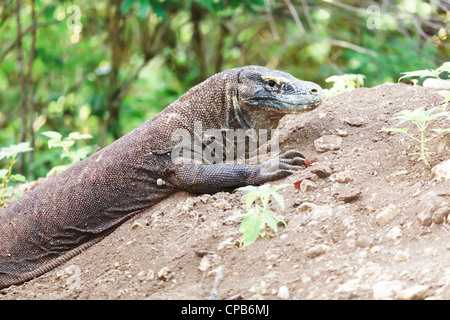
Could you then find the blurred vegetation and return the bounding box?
[0,0,449,180]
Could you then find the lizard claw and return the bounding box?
[253,149,307,184]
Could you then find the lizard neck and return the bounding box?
[229,89,281,131]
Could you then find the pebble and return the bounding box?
[310,164,333,178]
[372,280,405,299]
[295,202,317,214]
[386,226,402,240]
[432,159,450,180]
[394,250,409,262]
[375,204,400,226]
[416,191,449,226]
[356,235,373,248]
[313,135,343,153]
[337,188,361,203]
[277,286,290,299]
[335,171,354,183]
[306,244,331,258]
[157,266,172,281]
[300,179,318,192]
[396,285,430,300]
[344,117,365,127]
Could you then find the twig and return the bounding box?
[300,0,315,32]
[265,0,280,41]
[284,0,305,33]
[311,35,379,57]
[209,265,224,300]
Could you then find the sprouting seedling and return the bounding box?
[0,142,33,205]
[399,62,450,103]
[380,106,450,168]
[227,184,290,246]
[42,131,93,176]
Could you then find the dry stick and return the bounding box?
[265,0,280,41]
[27,0,36,176]
[16,0,27,175]
[284,0,305,33]
[209,265,224,300]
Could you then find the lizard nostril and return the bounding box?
[310,88,319,94]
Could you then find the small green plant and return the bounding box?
[324,74,365,97]
[42,131,93,176]
[0,142,33,206]
[228,184,289,246]
[381,106,450,168]
[399,62,450,103]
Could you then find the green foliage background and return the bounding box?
[0,0,448,180]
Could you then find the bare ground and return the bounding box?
[1,83,449,300]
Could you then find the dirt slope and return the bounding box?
[1,83,449,300]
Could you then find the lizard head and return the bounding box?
[234,66,324,129]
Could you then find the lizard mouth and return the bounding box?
[247,93,325,114]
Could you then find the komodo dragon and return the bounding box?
[0,66,324,289]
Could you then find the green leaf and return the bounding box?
[42,131,62,140]
[260,210,277,233]
[432,128,450,134]
[68,132,92,140]
[236,185,259,192]
[8,142,33,154]
[10,174,26,183]
[240,213,261,246]
[399,70,432,81]
[245,192,258,210]
[270,191,285,211]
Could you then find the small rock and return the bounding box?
[277,286,290,299]
[394,250,409,262]
[300,179,318,192]
[157,266,172,281]
[336,129,348,137]
[213,198,232,210]
[337,188,361,203]
[198,255,211,272]
[311,163,333,178]
[335,171,354,183]
[432,159,450,180]
[310,164,333,178]
[387,226,402,240]
[146,269,155,281]
[375,204,400,226]
[295,202,317,214]
[396,285,430,300]
[313,135,343,153]
[344,117,365,127]
[306,244,331,258]
[249,280,269,295]
[356,235,373,248]
[433,207,450,224]
[131,221,144,230]
[372,280,405,299]
[198,253,219,272]
[417,191,449,226]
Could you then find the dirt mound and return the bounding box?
[1,83,449,300]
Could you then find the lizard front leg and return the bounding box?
[173,149,305,194]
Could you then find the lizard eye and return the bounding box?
[267,80,277,88]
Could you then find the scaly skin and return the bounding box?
[0,66,323,289]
